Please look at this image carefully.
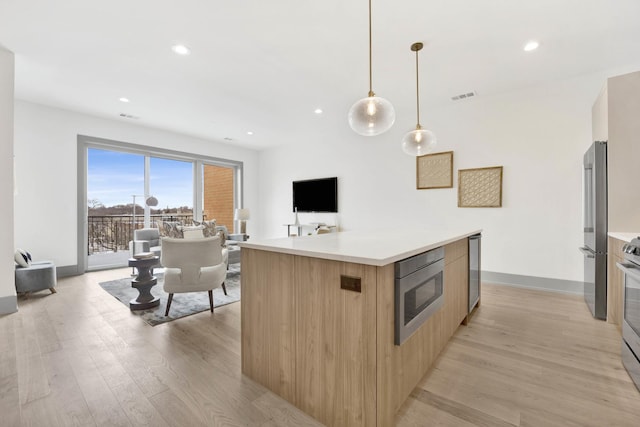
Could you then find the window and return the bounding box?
[80,136,243,271]
[150,157,194,223]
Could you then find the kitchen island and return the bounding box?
[240,229,481,427]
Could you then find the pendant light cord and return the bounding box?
[368,0,374,97]
[415,47,420,127]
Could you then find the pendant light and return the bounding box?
[402,42,436,156]
[348,0,395,136]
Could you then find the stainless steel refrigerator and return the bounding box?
[579,141,607,320]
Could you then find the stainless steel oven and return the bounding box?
[617,237,640,391]
[395,247,444,345]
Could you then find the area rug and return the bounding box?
[98,264,241,326]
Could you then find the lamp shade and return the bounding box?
[234,208,250,221]
[401,128,436,156]
[348,95,395,136]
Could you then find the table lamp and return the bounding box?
[235,208,250,234]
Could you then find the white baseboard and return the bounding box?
[482,270,583,295]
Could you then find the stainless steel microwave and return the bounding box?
[395,247,445,345]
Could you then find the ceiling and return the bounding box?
[1,0,640,150]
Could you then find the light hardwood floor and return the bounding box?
[1,269,639,426]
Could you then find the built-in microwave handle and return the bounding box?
[617,262,640,285]
[579,246,595,258]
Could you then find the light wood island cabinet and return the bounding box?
[240,230,479,426]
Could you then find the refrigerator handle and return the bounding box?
[579,246,595,258]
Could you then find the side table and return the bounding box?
[128,256,160,310]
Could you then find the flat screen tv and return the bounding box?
[292,177,338,213]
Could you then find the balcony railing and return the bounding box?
[87,214,198,255]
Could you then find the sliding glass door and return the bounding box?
[87,148,145,269]
[81,138,243,272]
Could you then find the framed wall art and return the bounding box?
[458,166,503,207]
[416,151,453,189]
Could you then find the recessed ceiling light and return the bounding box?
[172,44,191,55]
[119,113,140,120]
[524,40,539,52]
[247,131,254,135]
[119,97,130,103]
[451,91,477,101]
[314,108,323,114]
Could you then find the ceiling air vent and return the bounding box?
[451,91,477,101]
[119,113,140,119]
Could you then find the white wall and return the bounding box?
[0,47,16,313]
[257,69,638,284]
[14,101,259,269]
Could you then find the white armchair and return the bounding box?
[129,228,162,257]
[160,236,228,316]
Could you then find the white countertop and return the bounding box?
[608,232,640,243]
[240,228,482,266]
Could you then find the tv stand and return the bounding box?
[284,223,336,237]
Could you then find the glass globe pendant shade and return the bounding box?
[348,95,396,136]
[401,127,436,156]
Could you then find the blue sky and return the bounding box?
[88,148,193,209]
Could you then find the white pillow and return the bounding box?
[182,225,204,240]
[14,249,32,267]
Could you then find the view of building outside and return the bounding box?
[203,164,234,231]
